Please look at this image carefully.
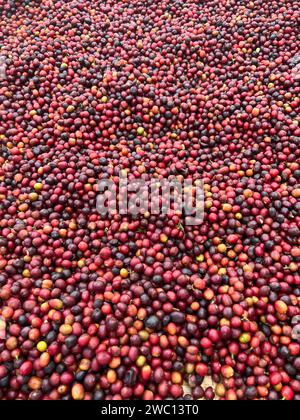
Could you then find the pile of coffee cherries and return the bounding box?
[0,0,299,400]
